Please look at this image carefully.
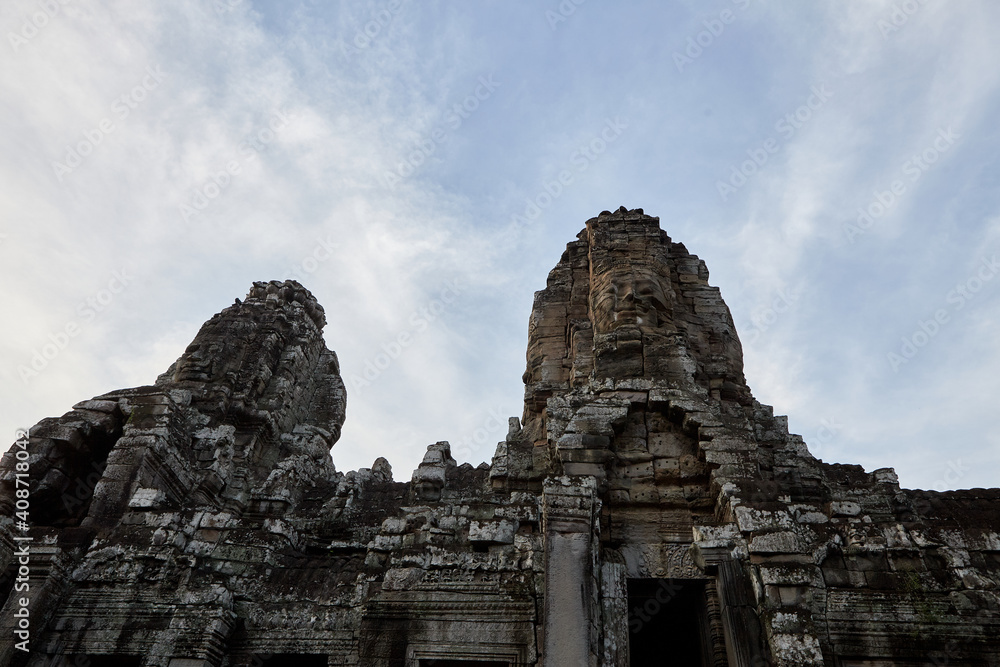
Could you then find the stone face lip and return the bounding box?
[3,212,1000,666]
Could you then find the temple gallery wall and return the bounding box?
[2,208,999,667]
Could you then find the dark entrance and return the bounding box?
[627,578,711,667]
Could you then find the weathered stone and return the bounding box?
[2,211,999,666]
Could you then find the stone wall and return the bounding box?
[2,210,999,666]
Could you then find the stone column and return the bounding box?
[600,557,629,667]
[542,476,598,667]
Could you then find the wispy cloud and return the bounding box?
[3,0,999,488]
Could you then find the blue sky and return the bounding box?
[2,0,999,490]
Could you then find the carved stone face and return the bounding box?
[175,340,224,382]
[172,317,255,386]
[173,317,278,389]
[592,265,671,333]
[414,480,443,502]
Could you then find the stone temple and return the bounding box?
[2,208,1000,666]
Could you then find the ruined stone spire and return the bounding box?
[1,280,347,533]
[158,279,346,444]
[505,207,752,486]
[524,206,749,405]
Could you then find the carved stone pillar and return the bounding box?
[542,476,598,667]
[600,556,629,667]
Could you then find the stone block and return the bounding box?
[128,487,166,509]
[830,501,862,517]
[629,483,659,504]
[749,531,807,554]
[562,462,605,478]
[759,564,822,587]
[620,461,654,479]
[648,432,689,457]
[614,436,647,452]
[469,519,517,544]
[653,458,679,484]
[735,506,794,533]
[822,567,851,587]
[561,448,611,464]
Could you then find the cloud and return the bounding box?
[3,0,1000,489]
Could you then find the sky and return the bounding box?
[2,0,1000,492]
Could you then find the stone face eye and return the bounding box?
[634,279,657,298]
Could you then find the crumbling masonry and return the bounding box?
[3,208,1000,666]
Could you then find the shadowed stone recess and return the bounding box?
[2,212,1000,667]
